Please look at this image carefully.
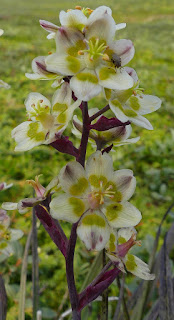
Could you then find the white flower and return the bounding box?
[45,6,134,101]
[50,151,141,251]
[106,227,155,280]
[12,83,81,151]
[107,68,162,130]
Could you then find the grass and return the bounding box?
[0,0,174,319]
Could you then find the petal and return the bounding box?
[12,121,46,151]
[127,94,162,115]
[104,201,142,228]
[86,11,115,43]
[124,67,139,83]
[77,210,111,251]
[88,6,112,22]
[109,100,129,122]
[52,82,72,109]
[112,169,136,201]
[59,161,89,196]
[46,53,84,76]
[50,194,88,223]
[0,80,10,89]
[70,69,101,101]
[130,115,153,130]
[26,56,59,80]
[97,67,134,90]
[59,10,87,31]
[118,227,137,243]
[111,39,135,66]
[25,92,51,120]
[106,253,126,273]
[55,27,85,54]
[9,229,24,241]
[86,151,114,184]
[113,136,140,147]
[124,254,155,280]
[39,19,59,33]
[2,202,18,210]
[115,23,126,31]
[0,29,4,36]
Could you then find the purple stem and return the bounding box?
[77,101,89,167]
[66,222,81,319]
[89,105,110,122]
[35,201,68,257]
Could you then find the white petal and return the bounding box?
[86,11,115,43]
[112,169,136,201]
[59,10,87,31]
[113,136,140,147]
[50,194,88,223]
[77,210,111,251]
[0,29,4,36]
[12,121,46,151]
[9,229,24,241]
[109,100,129,122]
[97,67,134,90]
[25,92,51,120]
[111,39,135,66]
[55,26,85,54]
[46,53,84,76]
[124,254,155,280]
[70,69,101,101]
[87,6,112,26]
[39,20,59,33]
[59,161,89,196]
[115,23,126,31]
[52,82,72,108]
[104,201,142,228]
[130,115,153,130]
[124,67,139,83]
[2,202,18,210]
[118,227,137,242]
[0,80,10,89]
[106,253,126,272]
[26,56,59,80]
[47,32,56,39]
[127,94,162,115]
[86,151,114,183]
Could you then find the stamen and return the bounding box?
[75,6,82,10]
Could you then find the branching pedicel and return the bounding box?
[2,5,162,319]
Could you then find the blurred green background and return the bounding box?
[0,0,174,319]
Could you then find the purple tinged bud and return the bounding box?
[39,20,59,33]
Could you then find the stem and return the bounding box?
[89,105,110,122]
[66,223,81,320]
[32,207,39,320]
[113,273,126,320]
[19,229,32,320]
[116,276,130,320]
[101,249,108,320]
[77,101,89,167]
[0,274,7,320]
